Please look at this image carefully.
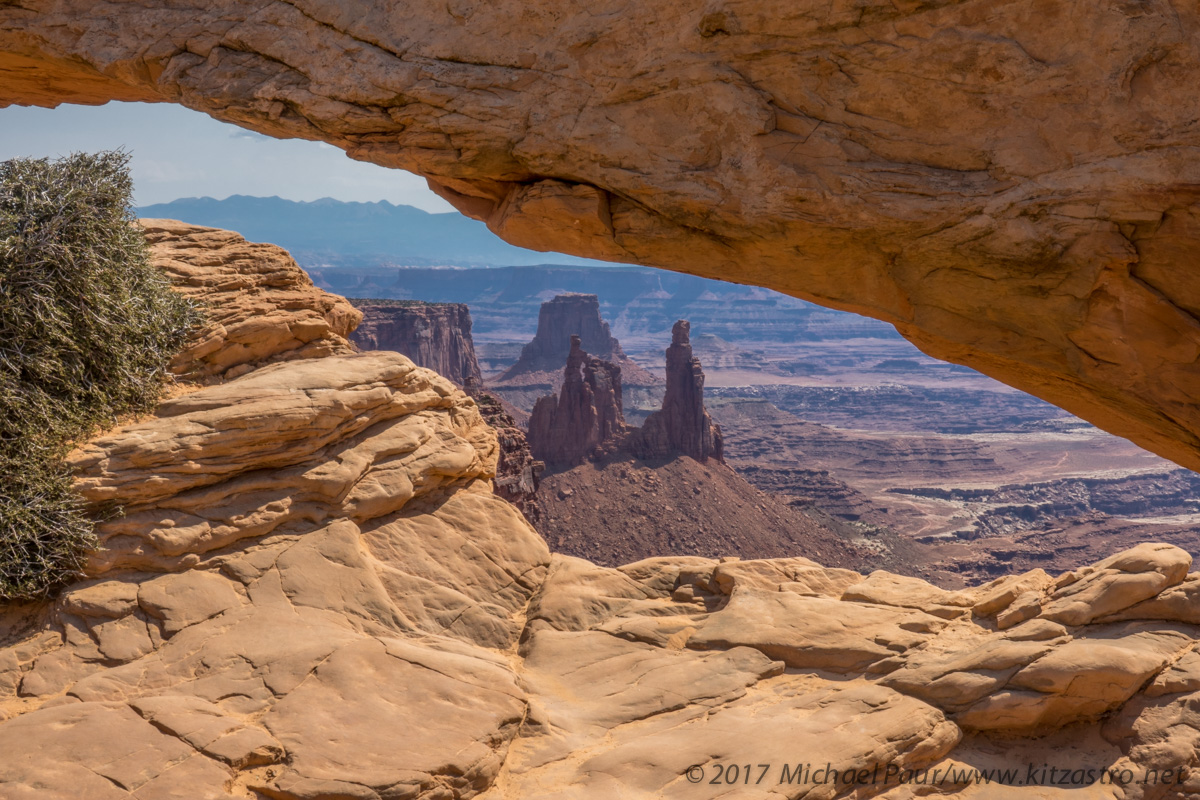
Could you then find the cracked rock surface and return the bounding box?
[4,227,1200,797]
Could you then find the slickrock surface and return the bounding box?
[634,320,724,464]
[144,220,361,382]
[3,341,1200,796]
[349,299,484,387]
[6,4,1200,470]
[1,350,552,799]
[492,294,660,404]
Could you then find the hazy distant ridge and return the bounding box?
[136,195,615,268]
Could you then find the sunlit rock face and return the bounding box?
[4,3,1200,470]
[3,222,1200,799]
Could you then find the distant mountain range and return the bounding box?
[136,195,616,268]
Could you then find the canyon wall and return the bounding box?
[349,299,483,387]
[4,2,1200,469]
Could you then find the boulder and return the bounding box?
[1039,543,1192,626]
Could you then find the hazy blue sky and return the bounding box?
[0,101,456,211]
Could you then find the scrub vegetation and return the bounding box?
[0,151,198,599]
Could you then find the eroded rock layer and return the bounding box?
[4,3,1200,469]
[145,219,361,382]
[349,299,483,387]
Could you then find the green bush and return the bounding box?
[0,151,200,600]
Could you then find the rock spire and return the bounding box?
[529,321,723,466]
[527,335,627,466]
[634,320,724,464]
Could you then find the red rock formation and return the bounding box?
[464,376,544,526]
[527,335,629,466]
[634,321,724,464]
[492,294,660,390]
[529,321,724,467]
[349,299,482,386]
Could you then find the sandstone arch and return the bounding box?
[4,0,1200,468]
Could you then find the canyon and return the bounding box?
[7,4,1200,795]
[324,263,1197,587]
[2,222,1200,799]
[710,396,1200,587]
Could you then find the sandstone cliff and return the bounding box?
[349,298,483,387]
[6,4,1200,470]
[2,225,1200,797]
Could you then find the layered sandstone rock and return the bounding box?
[0,351,552,799]
[1,240,1200,795]
[349,299,483,387]
[633,320,724,464]
[527,335,628,466]
[6,4,1200,469]
[144,219,361,382]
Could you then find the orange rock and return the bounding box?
[143,219,362,382]
[6,6,1200,467]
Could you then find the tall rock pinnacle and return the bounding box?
[527,335,627,466]
[635,321,724,464]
